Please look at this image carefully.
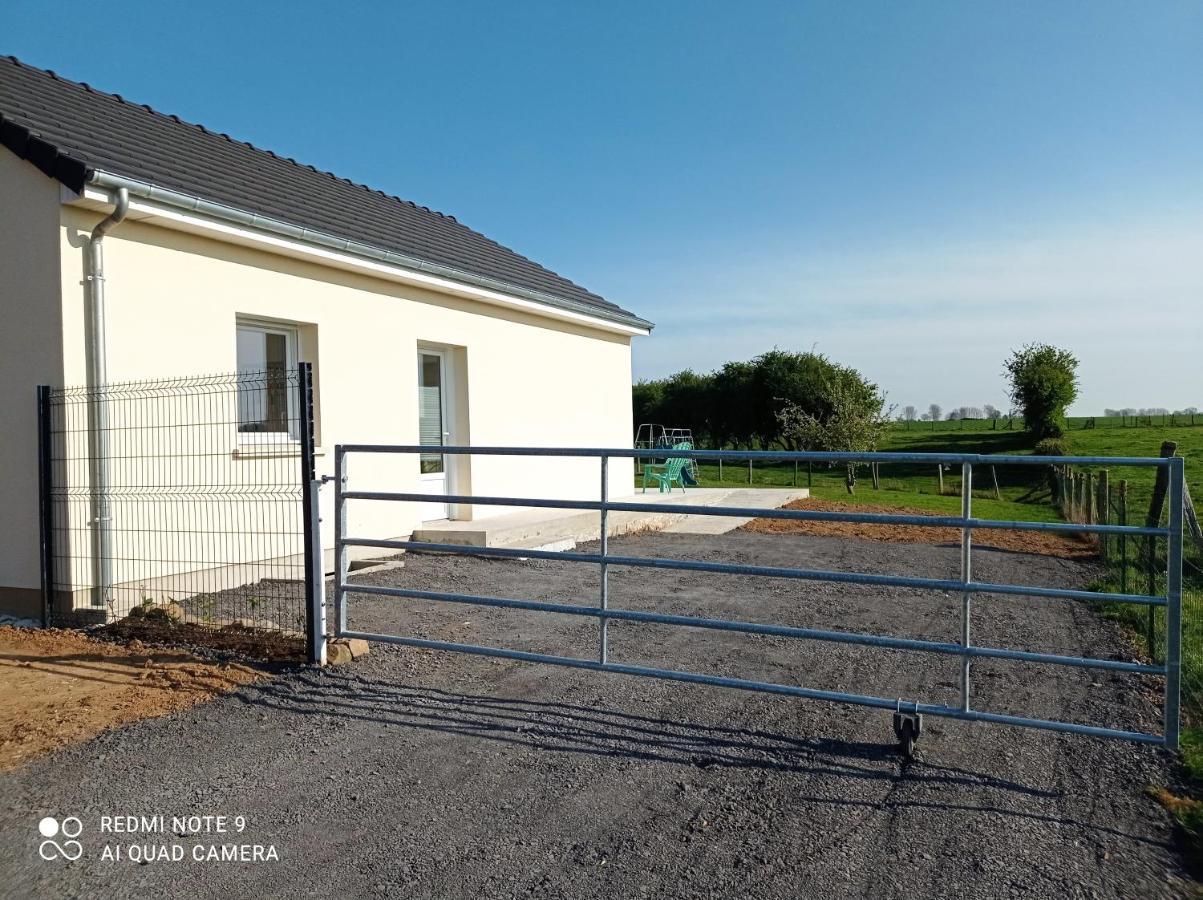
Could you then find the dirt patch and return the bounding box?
[0,626,263,772]
[98,618,305,662]
[742,497,1098,558]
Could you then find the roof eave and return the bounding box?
[77,168,649,334]
[81,169,653,336]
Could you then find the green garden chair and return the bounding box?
[642,441,692,493]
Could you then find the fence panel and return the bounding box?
[39,367,315,656]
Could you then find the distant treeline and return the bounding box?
[1103,407,1198,417]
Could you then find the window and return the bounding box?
[418,351,446,474]
[236,321,298,439]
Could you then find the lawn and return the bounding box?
[647,417,1203,529]
[892,416,1203,518]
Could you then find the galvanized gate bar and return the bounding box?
[339,490,1168,537]
[338,444,1170,467]
[331,444,1183,750]
[333,444,349,636]
[599,456,610,664]
[960,462,973,712]
[1166,455,1185,748]
[339,536,1167,607]
[338,581,1163,675]
[335,627,1163,746]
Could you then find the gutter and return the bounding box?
[86,171,654,336]
[85,186,129,609]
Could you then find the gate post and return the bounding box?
[1165,455,1184,750]
[298,364,325,665]
[599,454,610,664]
[37,385,54,627]
[960,462,973,712]
[333,446,348,637]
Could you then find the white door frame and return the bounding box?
[417,348,454,521]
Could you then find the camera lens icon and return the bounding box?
[38,816,83,861]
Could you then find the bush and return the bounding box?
[1004,343,1079,441]
[1033,437,1069,457]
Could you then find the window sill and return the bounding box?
[232,443,326,460]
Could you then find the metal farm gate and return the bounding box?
[37,365,323,661]
[331,445,1185,753]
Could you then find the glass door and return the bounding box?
[417,350,451,520]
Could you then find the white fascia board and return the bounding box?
[74,186,650,338]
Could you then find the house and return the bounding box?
[0,56,652,621]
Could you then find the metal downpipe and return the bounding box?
[85,188,128,609]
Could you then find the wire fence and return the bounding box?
[1052,461,1203,725]
[39,367,315,657]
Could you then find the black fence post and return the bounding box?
[37,385,54,627]
[298,363,323,664]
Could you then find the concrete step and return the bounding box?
[663,488,810,535]
[410,487,809,551]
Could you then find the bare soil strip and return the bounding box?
[0,626,263,771]
[742,497,1098,559]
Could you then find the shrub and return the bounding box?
[1004,343,1079,441]
[1033,437,1069,457]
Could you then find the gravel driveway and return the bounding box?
[0,531,1189,898]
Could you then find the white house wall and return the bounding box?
[0,153,65,618]
[46,205,635,611]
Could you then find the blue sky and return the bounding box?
[4,1,1200,413]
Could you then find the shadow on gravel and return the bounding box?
[236,673,1061,800]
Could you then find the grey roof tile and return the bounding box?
[0,56,649,329]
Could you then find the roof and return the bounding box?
[0,56,650,331]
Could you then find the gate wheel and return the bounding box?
[892,710,923,759]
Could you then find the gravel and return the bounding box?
[0,531,1190,898]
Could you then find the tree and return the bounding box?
[984,404,1002,419]
[747,349,851,449]
[902,405,917,423]
[947,410,961,421]
[927,403,942,430]
[709,360,756,448]
[777,367,893,494]
[1004,343,1079,440]
[632,379,666,430]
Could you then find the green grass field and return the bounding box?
[643,417,1202,526]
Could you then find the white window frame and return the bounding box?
[236,318,300,445]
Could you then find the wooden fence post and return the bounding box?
[991,465,1001,502]
[1184,484,1203,558]
[1098,469,1110,559]
[747,457,752,485]
[871,462,881,490]
[937,465,944,495]
[1085,472,1095,527]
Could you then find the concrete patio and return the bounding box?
[409,487,810,551]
